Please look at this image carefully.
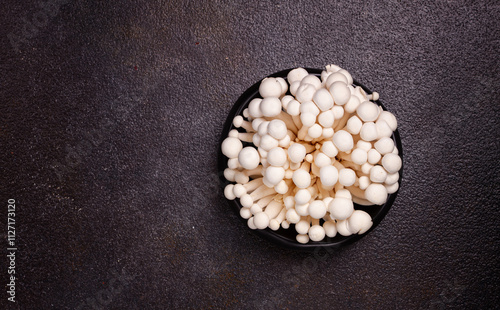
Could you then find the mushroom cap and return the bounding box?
[325,72,348,88]
[286,209,301,223]
[301,74,322,90]
[322,127,334,138]
[257,121,269,136]
[358,175,370,190]
[378,111,397,131]
[259,134,279,151]
[308,200,327,219]
[224,168,237,182]
[227,158,240,170]
[370,165,388,183]
[376,119,393,138]
[253,212,270,229]
[300,112,317,127]
[360,122,378,142]
[357,101,380,122]
[238,146,260,170]
[295,220,310,234]
[224,184,236,200]
[348,210,373,234]
[232,115,245,128]
[308,225,326,241]
[260,97,282,117]
[267,147,287,167]
[281,95,294,109]
[274,179,289,194]
[321,141,338,158]
[239,207,252,219]
[248,98,263,118]
[247,217,257,229]
[385,182,399,194]
[287,67,309,84]
[268,219,280,231]
[292,169,311,189]
[365,183,388,205]
[350,148,368,165]
[374,137,395,155]
[288,143,307,163]
[234,172,249,184]
[367,148,382,165]
[328,197,354,220]
[346,115,363,135]
[344,95,361,113]
[335,189,352,200]
[276,77,288,96]
[267,119,288,140]
[278,135,291,148]
[332,105,344,119]
[295,84,316,103]
[263,166,285,185]
[259,77,282,98]
[296,234,310,244]
[337,69,353,84]
[308,124,323,139]
[336,219,353,236]
[320,165,339,187]
[295,188,312,205]
[333,130,354,152]
[314,152,331,168]
[221,137,243,158]
[313,88,334,111]
[323,221,337,238]
[385,172,399,185]
[300,101,320,116]
[284,195,295,209]
[318,110,335,127]
[381,153,402,174]
[240,194,253,208]
[289,81,301,96]
[329,81,351,105]
[338,168,356,187]
[251,118,265,131]
[232,184,246,198]
[286,99,301,116]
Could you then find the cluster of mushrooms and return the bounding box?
[222,64,401,244]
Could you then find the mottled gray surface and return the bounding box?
[1,0,499,309]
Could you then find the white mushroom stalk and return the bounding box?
[222,64,402,244]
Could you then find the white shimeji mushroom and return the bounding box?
[222,63,402,244]
[238,147,260,170]
[259,77,283,98]
[221,137,242,158]
[348,210,373,234]
[333,130,354,152]
[381,153,402,174]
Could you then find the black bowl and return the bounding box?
[218,68,403,251]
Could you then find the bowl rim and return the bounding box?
[218,67,403,251]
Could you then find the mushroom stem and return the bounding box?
[233,115,255,132]
[346,185,366,200]
[243,178,264,192]
[292,115,302,129]
[250,185,277,201]
[316,179,330,199]
[352,196,373,206]
[267,111,299,133]
[264,197,285,219]
[333,112,352,131]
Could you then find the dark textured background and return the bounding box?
[1,0,499,309]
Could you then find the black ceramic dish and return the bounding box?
[218,68,403,251]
